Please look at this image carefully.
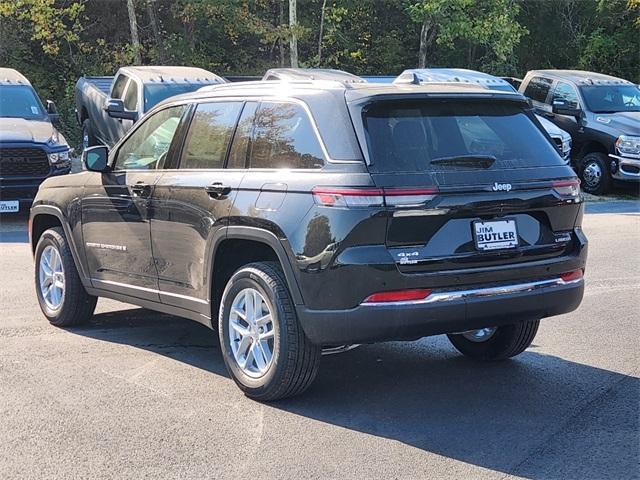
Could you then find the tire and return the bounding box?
[218,261,321,401]
[81,119,96,151]
[447,320,540,361]
[580,152,611,195]
[34,227,97,327]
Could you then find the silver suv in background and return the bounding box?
[393,69,573,164]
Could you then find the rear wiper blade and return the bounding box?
[430,155,496,168]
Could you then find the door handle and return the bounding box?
[542,111,555,118]
[131,182,151,198]
[205,183,232,199]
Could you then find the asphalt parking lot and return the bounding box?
[1,203,638,480]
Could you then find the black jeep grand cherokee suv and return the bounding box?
[30,73,587,400]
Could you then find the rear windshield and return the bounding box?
[363,100,562,173]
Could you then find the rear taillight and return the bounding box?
[560,269,583,283]
[553,179,580,198]
[311,188,384,207]
[363,288,432,304]
[312,187,438,208]
[383,188,439,207]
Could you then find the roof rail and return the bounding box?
[579,77,632,86]
[393,68,513,90]
[262,68,366,85]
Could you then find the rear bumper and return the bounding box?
[296,276,584,345]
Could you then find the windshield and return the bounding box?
[144,83,213,112]
[0,85,46,119]
[580,85,640,113]
[363,100,563,173]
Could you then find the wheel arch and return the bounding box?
[207,226,304,322]
[578,141,608,162]
[80,106,89,124]
[30,206,90,283]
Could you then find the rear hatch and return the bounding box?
[358,97,582,274]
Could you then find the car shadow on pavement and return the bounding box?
[76,307,230,378]
[75,307,638,480]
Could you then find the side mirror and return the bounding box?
[105,98,138,121]
[83,145,110,172]
[46,100,60,122]
[552,100,581,117]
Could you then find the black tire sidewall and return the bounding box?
[447,320,539,361]
[448,325,516,359]
[218,268,287,394]
[34,227,95,327]
[34,230,67,320]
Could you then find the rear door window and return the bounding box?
[180,102,244,169]
[524,76,553,103]
[362,100,563,173]
[249,102,324,169]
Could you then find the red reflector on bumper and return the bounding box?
[560,269,583,282]
[363,288,432,303]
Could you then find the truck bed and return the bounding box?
[82,76,114,96]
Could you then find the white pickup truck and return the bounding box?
[75,66,225,148]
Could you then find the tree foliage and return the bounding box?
[406,0,526,69]
[0,0,637,147]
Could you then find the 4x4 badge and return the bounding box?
[492,182,512,192]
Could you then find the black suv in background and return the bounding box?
[30,71,587,400]
[0,68,71,214]
[520,70,640,194]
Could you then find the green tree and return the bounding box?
[0,0,84,56]
[578,0,640,82]
[405,0,527,71]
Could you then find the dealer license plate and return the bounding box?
[0,201,19,213]
[473,219,518,251]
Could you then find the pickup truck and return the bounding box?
[519,69,640,194]
[0,68,71,214]
[75,66,225,149]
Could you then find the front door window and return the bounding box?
[114,105,185,170]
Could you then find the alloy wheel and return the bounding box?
[39,245,65,310]
[228,287,276,377]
